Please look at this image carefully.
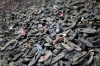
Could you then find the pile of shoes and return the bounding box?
[0,0,100,66]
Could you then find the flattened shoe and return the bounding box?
[25,47,37,57]
[68,29,78,40]
[43,35,53,43]
[78,37,93,47]
[21,58,30,63]
[28,53,41,66]
[53,37,63,44]
[66,39,82,51]
[54,44,62,50]
[9,40,18,50]
[64,51,78,60]
[61,43,73,52]
[13,52,24,62]
[70,51,87,63]
[51,51,67,64]
[0,39,16,51]
[71,50,93,65]
[36,43,44,54]
[78,28,96,33]
[86,52,94,65]
[38,51,52,62]
[21,44,31,52]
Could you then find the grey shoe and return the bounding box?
[51,51,67,64]
[61,43,73,52]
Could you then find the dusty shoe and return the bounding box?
[25,47,37,57]
[28,53,41,66]
[86,52,94,65]
[36,43,44,54]
[64,51,78,60]
[78,28,96,33]
[53,37,63,44]
[38,51,52,62]
[70,51,87,63]
[71,50,94,65]
[78,37,93,47]
[61,43,73,52]
[43,35,53,43]
[53,49,62,55]
[0,39,16,51]
[66,39,82,51]
[51,50,67,64]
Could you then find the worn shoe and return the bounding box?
[61,43,73,52]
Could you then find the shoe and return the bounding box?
[51,51,67,64]
[38,51,52,62]
[78,37,93,47]
[53,37,63,44]
[68,29,78,40]
[61,43,73,52]
[64,51,78,60]
[28,53,41,66]
[44,56,52,65]
[78,28,96,33]
[21,58,30,63]
[72,50,94,65]
[13,52,24,62]
[0,39,16,51]
[9,40,18,50]
[70,51,87,63]
[21,44,31,52]
[86,52,94,65]
[66,39,82,51]
[43,35,53,43]
[36,43,44,54]
[26,47,37,57]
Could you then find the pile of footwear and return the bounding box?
[0,0,100,66]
